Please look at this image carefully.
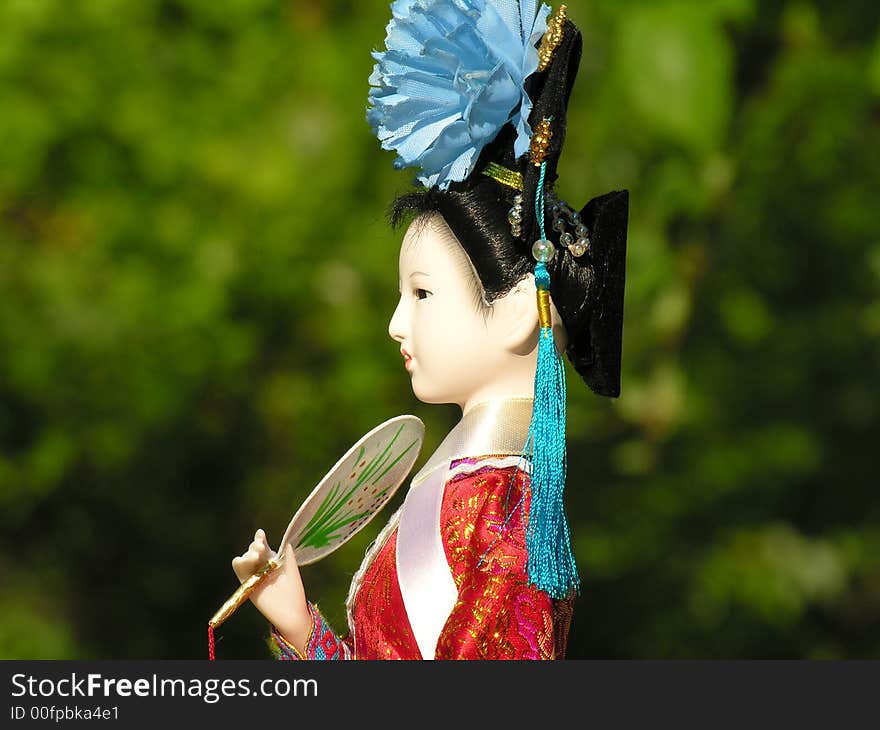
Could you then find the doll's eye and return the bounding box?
[415,288,431,300]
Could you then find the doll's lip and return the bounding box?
[401,347,413,371]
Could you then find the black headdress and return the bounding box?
[489,12,629,397]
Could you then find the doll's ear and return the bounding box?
[494,274,569,356]
[496,275,541,356]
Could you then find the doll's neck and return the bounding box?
[411,396,533,487]
[460,371,539,417]
[458,339,556,417]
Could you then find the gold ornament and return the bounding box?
[482,162,524,191]
[537,5,567,72]
[529,118,553,167]
[536,288,553,328]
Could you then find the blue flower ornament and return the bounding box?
[368,0,551,190]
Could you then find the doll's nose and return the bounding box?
[388,296,407,343]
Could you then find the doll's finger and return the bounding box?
[232,550,267,579]
[238,549,261,566]
[250,536,270,552]
[231,553,251,569]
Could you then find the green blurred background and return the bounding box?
[1,0,878,659]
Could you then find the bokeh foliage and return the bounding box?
[1,0,877,659]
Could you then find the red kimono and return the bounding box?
[271,463,573,660]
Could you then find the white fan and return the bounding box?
[209,415,424,630]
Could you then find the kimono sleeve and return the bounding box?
[434,466,556,660]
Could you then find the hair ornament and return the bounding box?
[367,0,552,190]
[550,193,590,257]
[482,159,590,259]
[482,161,524,191]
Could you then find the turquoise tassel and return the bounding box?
[523,158,579,599]
[525,263,579,599]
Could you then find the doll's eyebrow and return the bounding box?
[409,271,430,278]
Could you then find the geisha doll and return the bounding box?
[230,0,628,660]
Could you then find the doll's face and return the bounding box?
[388,214,539,411]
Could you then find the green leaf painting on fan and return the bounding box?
[290,422,421,560]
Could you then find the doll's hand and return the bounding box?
[232,529,312,651]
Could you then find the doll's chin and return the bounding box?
[410,371,486,407]
[410,380,454,406]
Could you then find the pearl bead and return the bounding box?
[560,232,574,248]
[576,224,589,238]
[570,237,589,257]
[532,238,556,263]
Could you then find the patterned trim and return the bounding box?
[270,603,347,661]
[270,620,311,660]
